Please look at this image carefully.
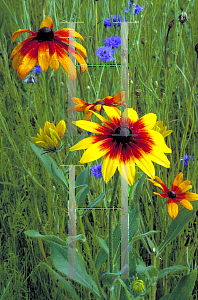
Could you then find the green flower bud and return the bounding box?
[132,279,144,296]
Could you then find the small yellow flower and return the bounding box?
[32,120,66,152]
[153,121,173,138]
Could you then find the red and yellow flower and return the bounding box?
[70,106,171,185]
[147,173,198,218]
[10,16,87,80]
[32,120,66,152]
[67,91,126,121]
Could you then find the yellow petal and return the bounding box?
[172,173,183,191]
[118,160,136,186]
[167,200,178,219]
[176,180,191,193]
[49,51,59,70]
[40,16,53,29]
[56,120,66,136]
[134,151,155,179]
[122,108,138,124]
[70,136,99,151]
[79,140,110,163]
[181,192,198,201]
[149,131,172,153]
[148,149,170,168]
[38,42,50,72]
[179,199,193,210]
[72,120,106,134]
[102,154,118,183]
[12,29,35,42]
[139,113,157,130]
[103,106,121,124]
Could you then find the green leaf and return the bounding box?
[24,230,66,246]
[145,266,158,284]
[159,269,197,300]
[29,142,68,189]
[158,202,198,255]
[81,192,106,216]
[158,265,189,279]
[76,166,91,206]
[95,236,109,254]
[131,231,160,243]
[50,242,102,299]
[39,263,80,300]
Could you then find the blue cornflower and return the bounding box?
[133,4,145,15]
[104,36,122,54]
[104,18,112,27]
[90,163,103,178]
[111,14,122,28]
[125,1,132,14]
[24,75,37,84]
[96,46,114,62]
[87,131,92,136]
[180,154,194,166]
[30,64,41,74]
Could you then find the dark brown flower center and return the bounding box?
[95,100,105,105]
[167,191,176,198]
[113,126,132,143]
[36,27,54,41]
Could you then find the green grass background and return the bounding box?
[0,0,198,299]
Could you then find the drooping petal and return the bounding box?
[84,111,93,121]
[179,199,193,210]
[146,178,166,193]
[133,148,155,179]
[171,173,183,191]
[167,199,178,219]
[54,28,84,43]
[79,139,112,163]
[40,16,53,29]
[148,149,170,168]
[17,43,40,79]
[38,42,50,72]
[49,42,59,70]
[104,91,126,106]
[12,29,36,42]
[154,176,169,193]
[10,36,35,59]
[54,42,76,80]
[153,192,169,198]
[118,156,136,185]
[60,40,87,58]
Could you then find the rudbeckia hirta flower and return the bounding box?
[70,107,171,185]
[32,120,66,152]
[10,16,87,80]
[68,91,126,121]
[147,173,198,219]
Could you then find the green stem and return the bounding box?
[77,210,107,300]
[45,71,52,121]
[57,151,65,174]
[109,170,120,273]
[151,250,157,300]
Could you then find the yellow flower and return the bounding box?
[153,121,173,138]
[132,279,144,296]
[32,120,66,152]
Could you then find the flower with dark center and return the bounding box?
[70,106,172,185]
[10,16,87,80]
[147,173,198,218]
[68,91,126,121]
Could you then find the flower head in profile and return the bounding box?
[152,121,173,138]
[180,154,194,166]
[70,107,171,185]
[134,4,145,15]
[30,64,41,74]
[90,163,103,178]
[10,16,87,81]
[68,91,126,121]
[147,173,198,219]
[32,120,66,153]
[104,18,112,27]
[112,14,122,28]
[104,36,122,54]
[132,279,144,296]
[125,1,132,14]
[96,46,114,62]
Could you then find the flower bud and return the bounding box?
[135,89,142,97]
[154,81,158,88]
[132,279,144,296]
[168,19,175,28]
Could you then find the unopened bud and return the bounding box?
[168,19,175,28]
[135,89,142,97]
[132,279,144,296]
[154,81,158,88]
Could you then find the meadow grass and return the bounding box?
[0,0,198,299]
